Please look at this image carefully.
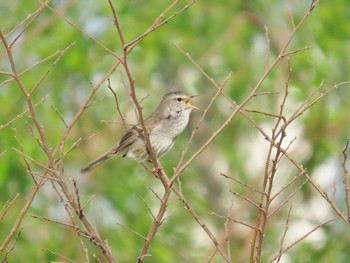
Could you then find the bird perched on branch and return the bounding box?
[81,91,198,173]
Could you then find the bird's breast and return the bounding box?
[161,111,190,137]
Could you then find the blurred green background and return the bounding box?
[1,0,350,262]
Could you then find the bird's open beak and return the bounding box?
[185,95,200,110]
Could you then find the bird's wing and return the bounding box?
[115,126,144,153]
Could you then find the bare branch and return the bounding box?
[107,0,125,47]
[172,187,230,262]
[276,206,293,263]
[107,78,126,128]
[73,179,84,219]
[280,46,313,58]
[172,70,234,181]
[270,172,304,201]
[0,194,20,221]
[0,96,49,131]
[264,25,271,68]
[7,1,51,47]
[270,217,337,262]
[341,139,350,223]
[0,51,61,88]
[11,147,53,174]
[0,175,44,254]
[230,190,264,212]
[208,211,261,232]
[28,214,88,236]
[2,229,22,262]
[220,173,267,195]
[46,4,118,58]
[30,42,76,96]
[51,104,68,128]
[42,248,77,263]
[268,180,307,219]
[117,223,147,241]
[125,1,197,52]
[289,81,350,125]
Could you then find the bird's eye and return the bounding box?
[177,98,182,102]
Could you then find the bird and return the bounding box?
[81,91,198,173]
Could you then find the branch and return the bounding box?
[270,217,337,262]
[0,96,48,131]
[0,194,20,221]
[172,187,230,262]
[106,3,174,262]
[46,3,118,57]
[107,78,126,128]
[6,0,51,47]
[124,1,197,52]
[341,139,350,223]
[276,206,293,263]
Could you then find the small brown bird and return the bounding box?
[81,91,198,173]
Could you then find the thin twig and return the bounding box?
[73,179,83,219]
[0,194,20,221]
[0,30,56,165]
[7,1,51,48]
[208,212,261,232]
[220,173,267,195]
[142,199,157,222]
[172,187,230,262]
[270,217,337,262]
[242,108,285,120]
[230,190,264,212]
[264,25,270,68]
[0,96,49,131]
[51,104,68,128]
[281,45,313,58]
[289,81,350,125]
[46,4,118,58]
[224,202,234,263]
[116,223,147,240]
[11,147,53,173]
[11,128,38,184]
[107,0,125,46]
[0,174,44,254]
[2,229,22,262]
[30,42,75,96]
[54,61,121,159]
[0,50,61,88]
[42,248,77,263]
[172,70,234,180]
[276,206,293,263]
[125,1,197,52]
[28,214,88,236]
[270,172,303,201]
[56,133,97,164]
[107,78,126,128]
[252,48,295,263]
[341,139,350,223]
[268,180,307,219]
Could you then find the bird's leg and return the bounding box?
[153,166,163,178]
[140,162,160,179]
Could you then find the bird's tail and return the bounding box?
[81,151,115,174]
